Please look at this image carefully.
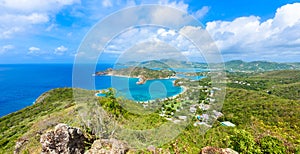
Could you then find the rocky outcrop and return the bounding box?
[95,68,113,76]
[14,138,28,154]
[200,146,238,154]
[85,138,129,154]
[40,123,87,154]
[136,75,147,85]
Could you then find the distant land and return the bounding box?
[116,59,300,72]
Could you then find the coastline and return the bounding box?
[94,74,186,103]
[136,85,187,103]
[96,73,177,81]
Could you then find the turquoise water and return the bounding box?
[96,93,106,97]
[97,76,182,102]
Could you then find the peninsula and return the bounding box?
[95,66,176,84]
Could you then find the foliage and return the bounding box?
[229,129,260,153]
[0,88,79,153]
[225,60,298,72]
[259,135,286,154]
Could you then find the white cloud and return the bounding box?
[272,3,300,28]
[205,3,300,61]
[193,6,210,19]
[0,0,80,12]
[54,45,68,55]
[0,27,22,39]
[0,13,49,38]
[28,46,40,54]
[0,13,49,25]
[29,47,40,51]
[117,40,187,63]
[158,0,188,12]
[100,25,204,62]
[0,44,14,54]
[0,0,79,39]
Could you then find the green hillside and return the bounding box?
[117,59,300,72]
[1,70,300,153]
[227,70,300,100]
[225,60,298,72]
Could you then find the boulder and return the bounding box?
[40,123,87,154]
[85,138,129,154]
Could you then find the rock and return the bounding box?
[40,123,87,154]
[85,138,129,154]
[14,138,28,154]
[200,146,238,154]
[147,145,156,153]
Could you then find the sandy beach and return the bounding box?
[136,85,187,103]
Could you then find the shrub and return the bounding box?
[229,129,261,153]
[260,136,285,154]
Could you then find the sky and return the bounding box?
[0,0,300,63]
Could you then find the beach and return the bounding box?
[94,74,185,103]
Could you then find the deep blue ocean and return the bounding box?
[0,64,182,117]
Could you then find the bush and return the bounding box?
[229,129,261,153]
[260,136,286,154]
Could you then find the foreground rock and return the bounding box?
[201,146,238,154]
[85,138,129,154]
[40,123,87,154]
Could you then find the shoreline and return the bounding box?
[96,74,177,81]
[136,85,187,103]
[94,75,187,102]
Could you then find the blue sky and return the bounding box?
[0,0,300,63]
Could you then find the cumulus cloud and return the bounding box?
[0,13,49,38]
[100,25,205,63]
[206,3,300,61]
[28,46,40,55]
[0,0,80,12]
[0,0,80,39]
[54,45,68,55]
[158,0,188,12]
[117,40,187,63]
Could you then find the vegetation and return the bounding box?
[1,70,300,153]
[0,88,79,153]
[118,59,300,72]
[96,66,176,80]
[225,60,298,72]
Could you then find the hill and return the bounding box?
[227,70,300,100]
[225,60,298,72]
[116,59,207,69]
[117,59,300,72]
[1,70,300,153]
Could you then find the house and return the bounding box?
[220,121,235,127]
[193,122,212,127]
[189,105,197,113]
[178,116,187,121]
[199,103,210,110]
[196,114,209,121]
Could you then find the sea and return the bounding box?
[0,64,182,117]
